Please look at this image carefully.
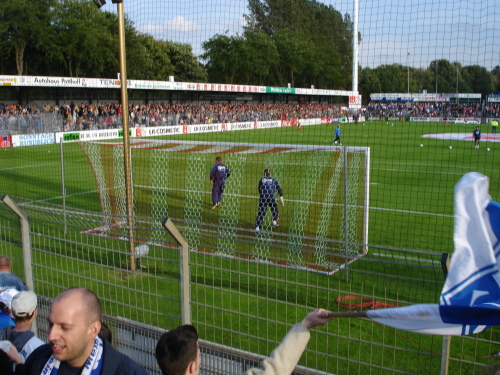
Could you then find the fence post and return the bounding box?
[1,195,37,334]
[343,146,349,282]
[440,252,451,375]
[162,217,191,325]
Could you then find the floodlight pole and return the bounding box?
[407,52,410,94]
[352,0,359,93]
[435,62,438,94]
[116,0,136,271]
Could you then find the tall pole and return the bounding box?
[352,0,359,93]
[435,62,438,94]
[407,52,410,94]
[116,1,136,271]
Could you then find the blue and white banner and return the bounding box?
[366,172,500,335]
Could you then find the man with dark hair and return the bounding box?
[254,168,284,233]
[210,156,231,209]
[0,256,27,293]
[99,321,113,345]
[155,309,333,375]
[21,287,148,374]
[155,325,200,375]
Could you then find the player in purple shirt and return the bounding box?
[210,156,231,209]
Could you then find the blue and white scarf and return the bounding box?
[41,336,104,375]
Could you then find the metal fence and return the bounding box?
[1,196,499,375]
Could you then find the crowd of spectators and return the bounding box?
[0,100,495,136]
[365,102,483,118]
[0,102,349,135]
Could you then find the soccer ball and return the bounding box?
[449,146,452,149]
[420,144,423,147]
[391,123,394,126]
[487,148,491,151]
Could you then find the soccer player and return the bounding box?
[473,126,481,149]
[254,169,284,233]
[210,156,231,209]
[333,124,342,145]
[492,119,498,134]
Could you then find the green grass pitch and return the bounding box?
[1,120,499,374]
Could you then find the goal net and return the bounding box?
[80,139,370,274]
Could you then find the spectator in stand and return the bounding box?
[0,291,44,371]
[0,256,27,293]
[0,288,18,330]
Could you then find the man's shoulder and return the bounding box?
[102,340,148,374]
[0,273,26,290]
[22,343,53,373]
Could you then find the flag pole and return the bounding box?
[327,311,368,318]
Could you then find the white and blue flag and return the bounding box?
[366,172,500,335]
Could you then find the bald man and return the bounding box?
[0,256,27,293]
[21,287,148,374]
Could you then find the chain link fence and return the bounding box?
[1,196,499,374]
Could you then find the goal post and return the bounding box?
[80,139,370,274]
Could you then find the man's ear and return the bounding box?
[187,360,197,374]
[89,320,101,339]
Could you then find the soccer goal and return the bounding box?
[80,139,370,274]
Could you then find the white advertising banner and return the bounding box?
[134,126,183,137]
[12,133,55,147]
[0,75,355,98]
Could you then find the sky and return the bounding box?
[101,0,499,71]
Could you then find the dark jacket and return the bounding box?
[21,338,148,374]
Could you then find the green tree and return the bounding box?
[167,42,207,82]
[374,65,406,93]
[0,0,56,75]
[242,0,354,89]
[461,65,494,97]
[243,32,279,85]
[202,34,241,83]
[51,1,119,77]
[359,67,381,103]
[411,67,433,94]
[129,35,173,81]
[272,29,310,87]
